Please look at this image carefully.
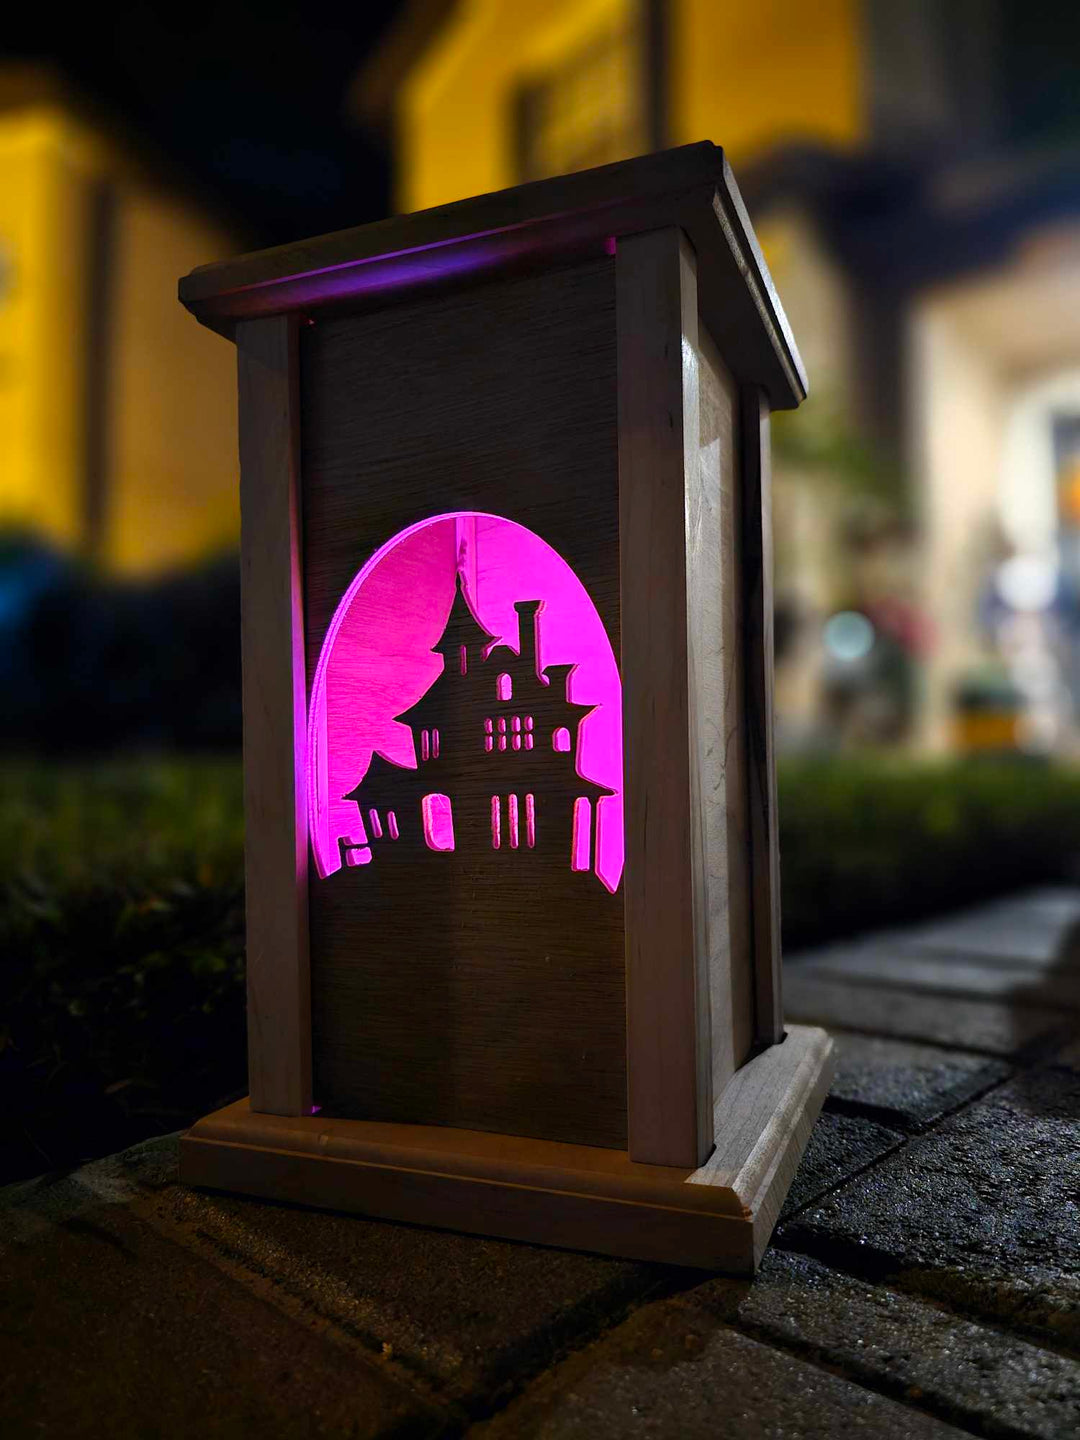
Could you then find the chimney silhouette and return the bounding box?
[514,600,541,678]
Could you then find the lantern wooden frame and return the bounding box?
[179,144,832,1273]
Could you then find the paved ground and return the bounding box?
[4,887,1080,1438]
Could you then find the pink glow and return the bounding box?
[422,793,455,851]
[432,728,440,758]
[490,795,501,849]
[509,793,519,849]
[387,811,399,840]
[307,512,623,889]
[553,727,571,753]
[459,645,467,676]
[368,809,383,839]
[347,846,372,867]
[571,798,591,872]
[525,793,535,848]
[497,672,512,701]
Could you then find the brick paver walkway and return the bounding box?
[4,888,1079,1438]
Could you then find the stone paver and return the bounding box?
[778,1112,904,1222]
[896,890,1080,968]
[781,1067,1080,1351]
[145,1168,683,1411]
[1,1170,447,1440]
[4,1133,684,1419]
[476,1294,971,1439]
[784,971,1066,1058]
[796,949,1080,1010]
[826,1031,1012,1132]
[697,1248,1080,1440]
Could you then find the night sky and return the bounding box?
[4,1,404,246]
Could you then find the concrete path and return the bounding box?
[4,888,1080,1438]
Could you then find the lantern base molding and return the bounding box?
[181,1024,832,1273]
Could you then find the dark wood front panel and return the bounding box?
[300,257,626,1148]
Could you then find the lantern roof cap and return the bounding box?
[179,142,806,410]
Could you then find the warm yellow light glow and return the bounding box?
[671,0,862,161]
[395,0,865,214]
[0,94,239,574]
[0,107,102,551]
[400,0,638,213]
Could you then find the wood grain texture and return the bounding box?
[236,314,312,1116]
[696,326,754,1086]
[181,1025,834,1273]
[741,386,784,1045]
[689,1024,835,1264]
[179,143,806,411]
[301,257,626,1149]
[618,228,712,1168]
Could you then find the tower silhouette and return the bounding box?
[342,570,612,875]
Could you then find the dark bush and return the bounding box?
[779,755,1080,949]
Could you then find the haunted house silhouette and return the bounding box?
[340,573,612,877]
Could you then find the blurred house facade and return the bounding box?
[0,67,241,576]
[356,0,1080,755]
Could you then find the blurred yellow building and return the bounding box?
[0,69,242,575]
[358,0,1080,756]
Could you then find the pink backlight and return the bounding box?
[490,795,501,849]
[525,793,536,848]
[368,809,383,839]
[497,672,512,701]
[422,793,455,851]
[387,811,399,840]
[553,727,571,753]
[508,793,519,849]
[307,512,623,889]
[571,798,592,872]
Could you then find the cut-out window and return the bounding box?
[553,726,571,753]
[571,797,591,871]
[387,811,399,840]
[368,809,383,839]
[490,795,501,849]
[508,793,520,849]
[497,672,512,701]
[484,717,494,753]
[421,729,430,761]
[422,793,455,851]
[459,644,468,676]
[525,793,536,848]
[432,728,440,759]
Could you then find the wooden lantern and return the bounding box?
[179,143,832,1273]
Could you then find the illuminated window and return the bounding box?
[514,15,651,183]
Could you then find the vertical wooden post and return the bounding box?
[618,228,712,1167]
[236,314,312,1115]
[741,385,784,1044]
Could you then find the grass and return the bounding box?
[3,751,1079,1184]
[0,757,246,1184]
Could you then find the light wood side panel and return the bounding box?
[618,227,712,1168]
[696,326,753,1088]
[236,314,312,1116]
[741,386,783,1043]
